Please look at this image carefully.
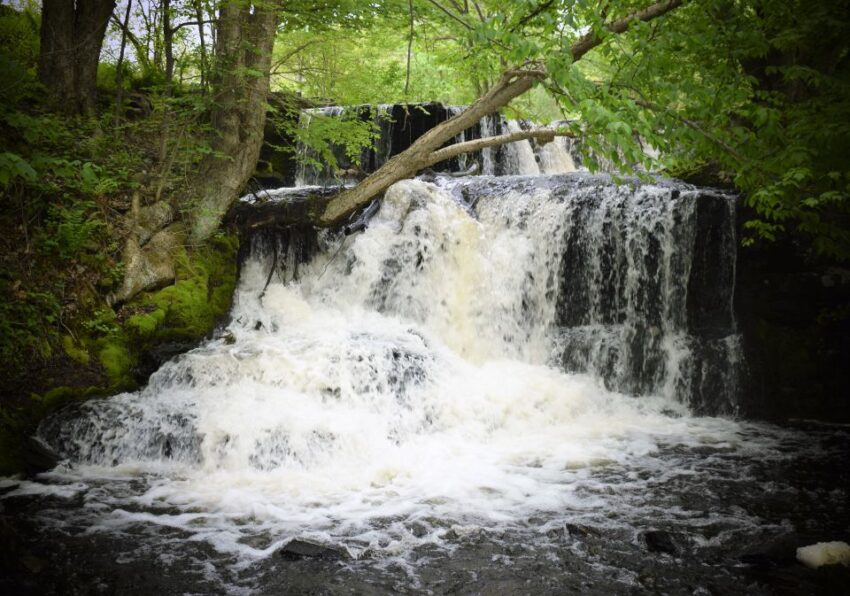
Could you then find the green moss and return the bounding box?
[29,385,80,418]
[62,335,90,365]
[125,233,239,343]
[98,340,134,389]
[125,308,166,338]
[40,386,77,407]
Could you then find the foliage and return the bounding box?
[575,0,850,259]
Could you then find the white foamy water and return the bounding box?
[29,178,764,565]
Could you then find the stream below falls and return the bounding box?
[2,175,849,595]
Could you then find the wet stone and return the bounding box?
[277,538,348,561]
[642,530,683,555]
[566,523,599,538]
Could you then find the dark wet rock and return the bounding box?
[22,437,58,476]
[133,340,199,383]
[735,221,850,423]
[637,566,658,589]
[642,530,683,555]
[408,521,429,538]
[566,523,599,538]
[743,557,850,596]
[739,533,801,569]
[277,538,348,561]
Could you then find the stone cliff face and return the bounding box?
[736,230,850,422]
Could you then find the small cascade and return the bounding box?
[447,105,468,172]
[293,106,348,187]
[479,113,498,175]
[538,136,576,175]
[501,120,541,176]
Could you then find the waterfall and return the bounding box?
[456,176,742,412]
[288,104,586,184]
[33,172,746,564]
[479,114,497,175]
[293,106,348,187]
[447,105,468,172]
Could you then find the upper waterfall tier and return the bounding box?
[284,103,579,187]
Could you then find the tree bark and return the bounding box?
[570,0,684,62]
[188,1,280,243]
[114,0,133,126]
[405,0,414,94]
[427,128,572,164]
[39,0,117,115]
[194,0,209,92]
[162,0,174,89]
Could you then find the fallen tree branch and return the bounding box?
[427,128,574,165]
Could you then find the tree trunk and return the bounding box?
[114,1,280,303]
[162,0,174,89]
[114,0,133,126]
[39,0,116,116]
[188,2,279,243]
[194,0,209,92]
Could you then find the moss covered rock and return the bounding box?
[124,233,238,345]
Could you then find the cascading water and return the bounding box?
[23,174,747,552]
[5,169,848,593]
[479,113,498,175]
[293,106,348,187]
[447,106,468,172]
[501,120,541,176]
[539,136,577,174]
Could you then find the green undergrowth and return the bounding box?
[0,234,239,476]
